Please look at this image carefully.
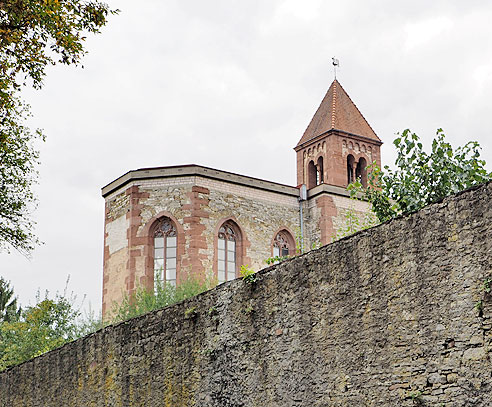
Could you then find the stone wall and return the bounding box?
[31,181,492,406]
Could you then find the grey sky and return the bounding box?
[2,0,492,314]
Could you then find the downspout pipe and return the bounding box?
[299,184,307,253]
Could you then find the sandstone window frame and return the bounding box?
[271,229,296,259]
[140,211,185,294]
[152,216,178,290]
[216,220,243,284]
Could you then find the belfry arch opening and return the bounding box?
[347,154,355,185]
[316,157,324,185]
[308,160,317,189]
[356,157,368,187]
[308,157,324,189]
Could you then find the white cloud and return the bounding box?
[404,16,453,50]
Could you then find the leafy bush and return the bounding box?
[239,265,257,283]
[0,278,21,323]
[0,272,214,372]
[265,255,290,265]
[350,129,491,222]
[0,288,83,371]
[0,1,118,254]
[332,204,379,242]
[110,272,216,323]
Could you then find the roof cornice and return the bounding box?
[294,128,383,152]
[101,164,300,198]
[306,183,366,201]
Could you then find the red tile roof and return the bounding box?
[296,80,380,147]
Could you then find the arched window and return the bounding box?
[356,157,368,187]
[307,160,317,189]
[273,230,295,258]
[347,154,355,185]
[317,156,324,185]
[153,217,177,289]
[218,221,240,284]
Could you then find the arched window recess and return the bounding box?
[355,157,368,188]
[271,230,295,264]
[316,156,324,185]
[217,221,240,284]
[308,160,317,189]
[347,154,355,186]
[153,217,177,291]
[308,157,324,189]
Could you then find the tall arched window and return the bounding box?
[347,154,355,185]
[356,157,368,187]
[317,156,324,185]
[273,230,294,258]
[218,221,240,284]
[153,217,177,289]
[308,160,317,189]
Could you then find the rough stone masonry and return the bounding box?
[2,181,492,406]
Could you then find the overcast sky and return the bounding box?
[2,0,492,315]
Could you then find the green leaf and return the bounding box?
[360,129,491,221]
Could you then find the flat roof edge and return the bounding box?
[101,164,300,198]
[306,183,364,200]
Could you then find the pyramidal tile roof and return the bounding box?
[296,79,380,147]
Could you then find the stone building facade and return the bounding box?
[101,79,382,316]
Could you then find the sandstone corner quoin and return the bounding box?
[2,181,492,406]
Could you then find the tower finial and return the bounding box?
[332,57,339,79]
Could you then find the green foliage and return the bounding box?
[482,278,492,294]
[332,198,379,242]
[351,129,491,222]
[110,273,215,323]
[76,305,103,336]
[0,288,83,371]
[0,277,20,322]
[294,227,305,254]
[0,277,104,372]
[408,390,423,404]
[239,264,256,283]
[0,0,117,254]
[0,107,43,254]
[184,306,197,319]
[243,305,253,314]
[265,255,290,265]
[0,0,118,92]
[474,277,492,317]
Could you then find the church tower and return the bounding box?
[294,80,382,189]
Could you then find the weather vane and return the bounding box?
[332,57,339,79]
